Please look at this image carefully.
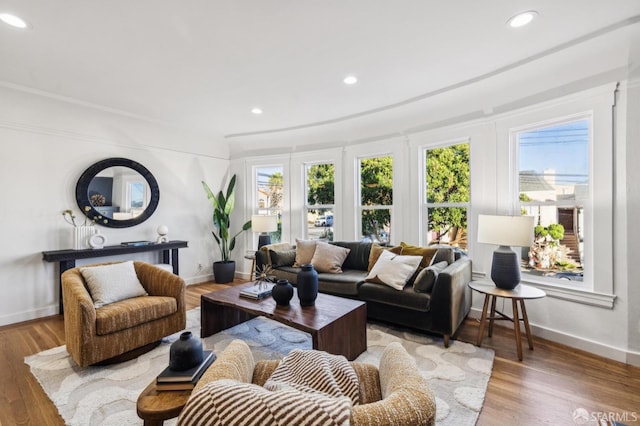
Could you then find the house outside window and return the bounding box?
[255,165,283,244]
[305,162,335,241]
[516,117,589,283]
[358,155,393,244]
[424,142,470,251]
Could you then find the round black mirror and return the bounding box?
[75,158,160,228]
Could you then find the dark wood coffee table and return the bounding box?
[201,283,367,360]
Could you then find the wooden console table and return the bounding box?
[43,240,188,314]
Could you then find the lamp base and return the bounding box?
[490,246,521,290]
[257,234,271,249]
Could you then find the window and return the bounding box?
[255,166,283,244]
[516,117,589,283]
[359,155,393,244]
[305,162,335,241]
[423,142,470,251]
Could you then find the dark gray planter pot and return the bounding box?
[213,261,235,284]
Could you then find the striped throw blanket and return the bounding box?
[179,350,359,426]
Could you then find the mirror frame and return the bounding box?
[75,157,160,228]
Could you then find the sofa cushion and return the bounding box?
[432,247,455,265]
[293,239,318,267]
[365,250,422,291]
[269,249,296,267]
[95,295,177,335]
[260,242,294,264]
[367,243,403,272]
[399,242,438,269]
[317,270,365,296]
[429,244,466,262]
[330,241,372,271]
[311,242,350,273]
[358,282,431,311]
[413,261,449,293]
[80,261,148,308]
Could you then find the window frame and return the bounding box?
[422,139,471,249]
[303,161,336,240]
[495,83,617,308]
[357,153,394,244]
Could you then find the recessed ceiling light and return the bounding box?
[0,13,30,29]
[507,11,537,28]
[251,107,263,115]
[343,75,358,85]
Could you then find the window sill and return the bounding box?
[471,271,616,309]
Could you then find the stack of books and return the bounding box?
[155,350,216,391]
[240,282,274,299]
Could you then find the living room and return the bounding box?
[1,2,639,425]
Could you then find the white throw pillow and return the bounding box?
[310,242,351,273]
[365,250,422,290]
[80,261,148,308]
[293,239,318,267]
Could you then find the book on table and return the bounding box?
[155,350,215,390]
[239,282,274,299]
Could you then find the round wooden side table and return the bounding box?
[469,281,546,361]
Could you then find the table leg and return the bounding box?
[476,294,491,347]
[58,260,76,315]
[512,298,523,361]
[520,299,534,350]
[488,295,497,337]
[171,249,179,275]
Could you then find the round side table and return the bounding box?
[469,281,546,361]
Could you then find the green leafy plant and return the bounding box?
[202,174,252,263]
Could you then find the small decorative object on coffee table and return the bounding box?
[272,279,294,306]
[169,331,203,371]
[297,264,318,306]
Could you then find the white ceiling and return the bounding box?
[1,1,639,155]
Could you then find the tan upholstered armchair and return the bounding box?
[181,340,436,426]
[62,261,186,367]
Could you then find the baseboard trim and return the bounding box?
[184,274,214,285]
[469,307,640,366]
[0,305,59,327]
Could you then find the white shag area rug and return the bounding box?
[25,308,494,426]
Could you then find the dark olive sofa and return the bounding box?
[256,241,472,346]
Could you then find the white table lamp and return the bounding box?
[251,215,278,249]
[477,214,534,289]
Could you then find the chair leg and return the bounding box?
[444,335,450,348]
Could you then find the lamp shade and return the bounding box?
[477,215,534,247]
[251,215,278,233]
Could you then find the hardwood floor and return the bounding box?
[1,281,639,425]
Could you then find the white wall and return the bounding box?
[0,86,230,326]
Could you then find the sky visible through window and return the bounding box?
[519,120,589,186]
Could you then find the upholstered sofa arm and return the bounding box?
[430,256,472,336]
[351,342,435,426]
[61,268,98,359]
[133,262,185,309]
[193,340,256,393]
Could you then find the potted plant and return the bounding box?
[202,174,252,283]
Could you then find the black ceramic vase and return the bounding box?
[169,331,204,371]
[297,264,319,306]
[272,279,294,306]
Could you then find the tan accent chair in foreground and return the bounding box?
[183,340,436,426]
[62,261,186,367]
